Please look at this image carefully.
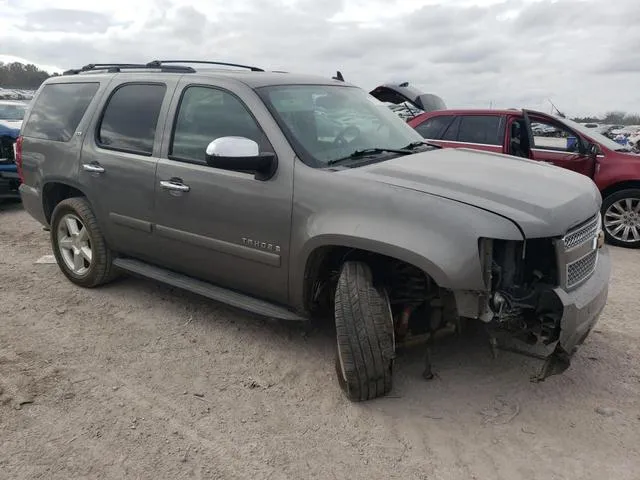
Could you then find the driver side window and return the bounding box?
[170,86,272,164]
[531,120,580,153]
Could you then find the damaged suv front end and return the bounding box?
[479,213,610,380]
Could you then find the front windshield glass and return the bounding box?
[560,116,630,151]
[0,103,27,121]
[256,84,426,167]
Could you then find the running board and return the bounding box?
[113,258,306,321]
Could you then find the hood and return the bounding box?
[611,150,640,159]
[342,148,600,239]
[369,83,446,113]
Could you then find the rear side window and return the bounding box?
[457,115,504,145]
[22,82,99,142]
[414,115,454,139]
[97,83,166,155]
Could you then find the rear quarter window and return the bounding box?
[21,82,99,142]
[414,115,454,139]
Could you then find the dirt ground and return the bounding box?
[1,201,639,480]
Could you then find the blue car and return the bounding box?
[0,100,27,200]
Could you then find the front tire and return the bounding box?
[50,197,117,287]
[334,261,395,401]
[602,189,640,248]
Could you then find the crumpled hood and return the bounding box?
[342,148,601,238]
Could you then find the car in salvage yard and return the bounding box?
[17,61,610,401]
[0,99,27,200]
[407,108,640,249]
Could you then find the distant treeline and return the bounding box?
[0,62,57,90]
[572,111,640,126]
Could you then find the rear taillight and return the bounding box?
[14,135,24,183]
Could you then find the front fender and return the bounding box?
[289,194,524,310]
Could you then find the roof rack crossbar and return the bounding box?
[147,60,264,72]
[63,63,196,75]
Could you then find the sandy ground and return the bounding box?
[1,200,639,480]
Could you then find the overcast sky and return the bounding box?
[1,0,638,116]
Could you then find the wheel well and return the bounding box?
[303,246,446,318]
[600,180,640,204]
[42,183,86,224]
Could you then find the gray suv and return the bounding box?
[17,61,611,401]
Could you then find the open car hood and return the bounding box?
[369,83,446,114]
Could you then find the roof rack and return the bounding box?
[146,60,264,72]
[63,63,196,75]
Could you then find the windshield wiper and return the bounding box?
[402,141,442,150]
[326,147,411,166]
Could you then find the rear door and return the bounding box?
[522,110,595,176]
[79,76,181,258]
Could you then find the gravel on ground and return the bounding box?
[1,201,639,480]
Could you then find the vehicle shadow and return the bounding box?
[0,199,23,213]
[99,273,622,414]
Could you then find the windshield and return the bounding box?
[0,103,27,121]
[256,84,425,167]
[560,116,631,152]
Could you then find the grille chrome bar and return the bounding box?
[557,213,602,290]
[563,214,600,250]
[566,249,599,289]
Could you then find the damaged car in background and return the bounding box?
[0,99,27,200]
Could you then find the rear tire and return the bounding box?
[334,261,395,401]
[50,197,117,287]
[601,189,640,249]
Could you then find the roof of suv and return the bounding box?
[51,61,352,89]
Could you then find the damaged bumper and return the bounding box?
[494,245,611,380]
[537,245,611,378]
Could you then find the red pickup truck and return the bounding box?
[406,109,640,249]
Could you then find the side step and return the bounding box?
[113,258,307,321]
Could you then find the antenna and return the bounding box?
[332,71,344,82]
[548,98,566,118]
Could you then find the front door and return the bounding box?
[522,111,595,177]
[79,79,179,258]
[151,80,294,304]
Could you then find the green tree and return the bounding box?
[0,62,54,90]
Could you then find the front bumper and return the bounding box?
[493,245,611,380]
[555,245,610,354]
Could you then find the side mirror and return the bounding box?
[587,142,600,157]
[205,137,277,181]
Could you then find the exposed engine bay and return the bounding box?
[308,237,588,382]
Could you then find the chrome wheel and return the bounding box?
[604,197,640,244]
[57,213,92,275]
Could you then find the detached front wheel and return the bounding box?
[334,261,395,401]
[602,189,640,248]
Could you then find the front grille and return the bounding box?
[563,214,600,250]
[566,249,598,289]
